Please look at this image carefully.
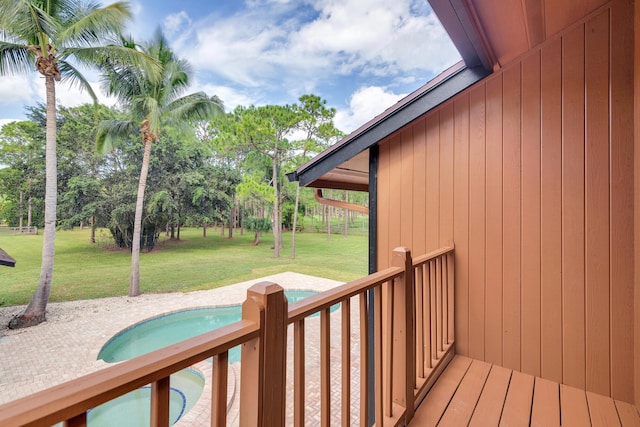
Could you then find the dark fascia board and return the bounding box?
[430,0,496,70]
[289,63,489,188]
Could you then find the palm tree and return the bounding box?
[97,30,224,297]
[0,0,158,329]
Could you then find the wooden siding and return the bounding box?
[634,0,640,408]
[376,0,635,402]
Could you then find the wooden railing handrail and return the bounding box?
[412,243,454,266]
[0,245,456,427]
[0,319,259,427]
[287,266,403,323]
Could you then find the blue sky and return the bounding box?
[0,0,460,134]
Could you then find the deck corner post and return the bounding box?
[392,247,416,422]
[240,282,288,426]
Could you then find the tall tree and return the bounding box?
[290,94,342,259]
[0,120,44,229]
[0,0,156,328]
[97,30,223,296]
[212,105,299,258]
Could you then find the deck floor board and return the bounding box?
[530,377,560,426]
[410,356,640,426]
[438,359,491,425]
[615,400,640,426]
[560,384,591,427]
[410,356,471,426]
[468,365,511,426]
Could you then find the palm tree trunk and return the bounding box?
[9,76,57,329]
[130,138,152,297]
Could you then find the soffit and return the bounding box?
[465,0,609,67]
[291,0,610,192]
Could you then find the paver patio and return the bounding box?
[0,272,358,426]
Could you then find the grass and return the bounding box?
[0,227,368,306]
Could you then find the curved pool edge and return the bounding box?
[174,360,239,426]
[93,287,327,425]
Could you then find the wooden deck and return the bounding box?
[411,355,640,426]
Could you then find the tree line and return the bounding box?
[0,0,367,329]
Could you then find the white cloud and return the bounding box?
[0,119,20,129]
[176,0,459,93]
[191,82,254,112]
[0,74,39,105]
[164,11,192,35]
[31,77,119,109]
[335,86,406,133]
[290,0,458,75]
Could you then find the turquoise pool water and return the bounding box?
[53,369,203,427]
[87,369,203,425]
[89,289,320,426]
[98,289,319,363]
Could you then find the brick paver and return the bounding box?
[0,272,364,426]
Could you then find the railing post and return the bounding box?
[392,247,415,423]
[150,377,170,426]
[239,282,287,426]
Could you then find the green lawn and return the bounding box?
[0,228,368,306]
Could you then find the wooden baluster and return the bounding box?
[212,352,228,427]
[415,265,425,378]
[448,252,455,344]
[374,284,383,426]
[64,413,87,427]
[359,292,369,427]
[150,376,170,426]
[436,257,443,355]
[430,260,437,364]
[320,308,331,427]
[384,279,394,417]
[342,299,351,427]
[425,263,433,370]
[442,255,448,349]
[294,318,306,427]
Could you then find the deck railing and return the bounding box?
[0,245,454,427]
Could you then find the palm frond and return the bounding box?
[57,59,98,103]
[2,0,58,46]
[57,2,131,47]
[95,118,137,153]
[165,92,224,123]
[0,41,34,75]
[68,44,161,81]
[159,58,190,103]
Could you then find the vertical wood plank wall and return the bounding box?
[376,1,635,402]
[633,0,640,407]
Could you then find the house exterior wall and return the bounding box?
[634,0,640,407]
[377,0,635,402]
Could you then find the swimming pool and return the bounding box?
[53,369,203,427]
[88,369,204,425]
[98,289,319,363]
[93,289,320,425]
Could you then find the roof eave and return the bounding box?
[291,63,489,188]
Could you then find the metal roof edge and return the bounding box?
[291,64,490,187]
